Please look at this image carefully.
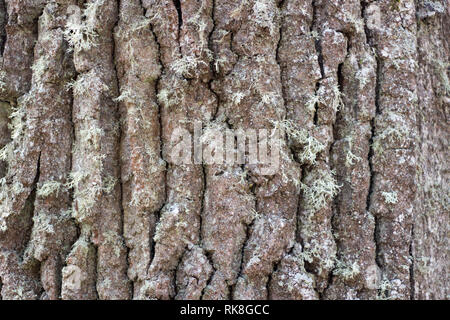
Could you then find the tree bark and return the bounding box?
[0,0,448,300]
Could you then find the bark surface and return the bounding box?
[0,0,448,300]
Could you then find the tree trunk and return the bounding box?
[0,0,447,300]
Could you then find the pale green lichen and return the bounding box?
[343,11,364,34]
[9,104,26,141]
[64,0,105,51]
[170,55,209,78]
[305,93,323,114]
[299,238,336,272]
[416,256,431,274]
[306,84,344,114]
[273,120,325,165]
[333,260,361,280]
[301,170,341,212]
[65,170,88,190]
[372,126,410,155]
[214,56,229,73]
[344,136,362,167]
[129,189,155,208]
[31,211,56,235]
[185,2,210,48]
[278,144,302,190]
[307,30,320,40]
[102,175,117,194]
[31,56,49,84]
[249,208,260,221]
[252,0,278,36]
[331,84,344,112]
[79,127,103,150]
[11,181,25,195]
[0,142,13,163]
[153,204,190,244]
[67,168,101,220]
[37,180,63,198]
[66,72,110,97]
[72,185,102,222]
[113,89,134,103]
[157,89,174,107]
[0,70,7,90]
[381,191,398,204]
[434,60,450,95]
[103,230,123,258]
[355,65,372,89]
[115,88,156,130]
[230,0,247,19]
[377,276,393,300]
[260,91,282,107]
[231,92,246,105]
[157,79,185,108]
[0,100,27,163]
[115,17,152,39]
[345,149,362,167]
[66,75,90,96]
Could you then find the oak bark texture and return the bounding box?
[0,0,448,300]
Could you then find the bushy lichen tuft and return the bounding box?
[37,180,63,198]
[170,55,209,78]
[301,170,341,212]
[64,0,105,51]
[273,120,325,165]
[0,102,27,163]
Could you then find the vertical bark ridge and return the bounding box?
[268,0,320,300]
[114,0,166,299]
[0,0,47,300]
[364,0,418,299]
[412,0,449,300]
[322,0,379,300]
[61,0,130,300]
[0,1,8,179]
[140,0,216,300]
[199,0,256,301]
[293,0,345,293]
[1,0,44,99]
[22,2,78,300]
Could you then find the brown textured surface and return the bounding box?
[0,0,447,300]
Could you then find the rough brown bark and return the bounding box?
[0,0,448,300]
